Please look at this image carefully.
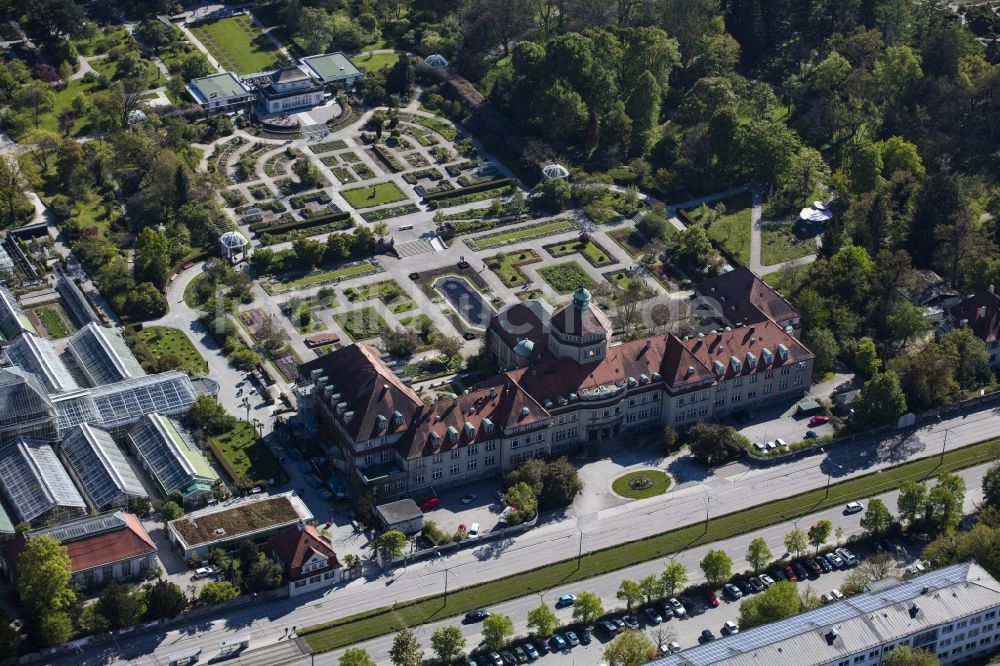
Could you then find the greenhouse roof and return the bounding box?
[5,333,80,393]
[0,285,37,341]
[0,438,85,522]
[61,423,147,509]
[127,413,217,496]
[68,323,146,386]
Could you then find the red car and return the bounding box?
[784,565,798,582]
[417,497,439,511]
[702,588,719,607]
[809,415,830,426]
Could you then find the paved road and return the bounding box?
[60,406,999,666]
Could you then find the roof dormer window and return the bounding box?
[730,356,742,373]
[482,418,494,433]
[464,421,476,439]
[375,414,388,431]
[447,426,459,442]
[761,348,773,365]
[746,352,757,369]
[391,410,403,427]
[712,360,725,376]
[777,344,789,361]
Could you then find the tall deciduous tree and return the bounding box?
[660,561,687,597]
[884,645,940,666]
[808,519,833,553]
[18,536,75,619]
[430,625,466,663]
[784,528,808,558]
[852,371,907,430]
[861,499,893,536]
[482,613,514,651]
[527,603,559,636]
[572,591,604,626]
[134,227,171,290]
[700,550,733,587]
[340,648,377,666]
[738,581,800,630]
[897,481,928,526]
[603,629,656,666]
[617,579,642,611]
[746,537,772,574]
[625,70,661,155]
[389,628,423,666]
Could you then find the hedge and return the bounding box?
[250,211,351,235]
[422,178,513,203]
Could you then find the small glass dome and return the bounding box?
[219,231,248,250]
[541,163,569,180]
[425,54,449,68]
[572,287,592,308]
[126,109,147,126]
[513,339,534,357]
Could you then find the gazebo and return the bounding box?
[541,164,569,180]
[241,208,264,225]
[424,54,449,69]
[126,109,147,126]
[219,231,248,260]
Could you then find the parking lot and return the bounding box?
[735,403,835,447]
[419,483,510,536]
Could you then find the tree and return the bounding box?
[854,337,882,377]
[0,154,32,227]
[38,611,73,647]
[0,611,19,659]
[527,603,559,636]
[187,394,237,436]
[927,479,963,534]
[738,581,800,630]
[389,628,423,666]
[603,629,656,666]
[376,530,408,561]
[134,226,171,290]
[382,328,419,357]
[482,613,514,651]
[14,82,55,127]
[897,481,928,526]
[107,77,147,129]
[430,625,466,663]
[199,581,240,604]
[503,482,538,525]
[385,56,416,98]
[660,426,680,453]
[784,528,808,558]
[861,499,894,537]
[700,550,733,587]
[539,457,583,508]
[293,159,321,187]
[660,561,687,597]
[246,553,284,592]
[143,579,188,619]
[841,567,872,595]
[806,328,839,374]
[617,579,642,611]
[18,536,75,619]
[340,648,377,666]
[983,464,1000,510]
[884,646,940,666]
[437,335,463,360]
[96,582,144,630]
[161,500,183,526]
[783,146,831,203]
[859,552,897,582]
[852,371,907,430]
[884,301,931,351]
[625,70,661,154]
[808,519,833,553]
[746,537,772,574]
[685,422,747,465]
[572,591,604,626]
[639,574,662,604]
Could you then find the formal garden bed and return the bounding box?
[343,279,416,313]
[607,228,649,258]
[129,326,208,375]
[485,249,542,287]
[309,139,349,154]
[360,203,420,222]
[544,237,615,267]
[682,192,753,266]
[26,304,75,339]
[611,469,671,499]
[465,218,577,251]
[397,112,459,141]
[538,261,598,294]
[262,260,383,294]
[334,306,389,341]
[352,162,376,180]
[341,181,408,209]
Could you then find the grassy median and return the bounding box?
[302,436,1000,652]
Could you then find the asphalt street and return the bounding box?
[61,408,997,666]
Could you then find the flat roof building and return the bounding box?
[300,53,363,86]
[0,438,86,525]
[60,423,147,510]
[0,285,37,342]
[186,72,255,112]
[126,413,218,506]
[652,562,1000,666]
[166,491,313,559]
[68,323,147,387]
[5,332,80,393]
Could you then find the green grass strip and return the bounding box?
[301,435,1000,653]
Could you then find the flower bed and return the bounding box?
[289,190,332,209]
[398,112,459,141]
[248,183,273,201]
[465,218,578,251]
[360,203,419,222]
[368,145,405,173]
[309,139,349,154]
[403,167,445,184]
[272,351,300,382]
[403,152,430,168]
[330,165,356,184]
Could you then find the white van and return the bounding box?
[468,522,480,538]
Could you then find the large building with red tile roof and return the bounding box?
[1,511,156,589]
[694,267,801,336]
[300,286,814,500]
[265,522,346,597]
[940,287,1000,368]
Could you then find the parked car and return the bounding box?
[783,565,798,582]
[193,566,215,579]
[821,589,844,603]
[723,583,743,600]
[722,620,739,635]
[611,617,626,632]
[805,559,823,576]
[668,598,686,618]
[766,440,777,450]
[598,619,618,636]
[523,642,539,660]
[735,578,753,595]
[663,641,682,655]
[461,493,478,504]
[465,608,490,622]
[549,634,567,651]
[579,628,592,645]
[468,522,480,538]
[805,430,819,439]
[912,532,931,542]
[836,548,858,566]
[703,588,720,607]
[564,631,580,647]
[512,646,528,664]
[809,415,830,426]
[775,438,787,447]
[556,594,576,608]
[758,573,775,588]
[488,653,503,666]
[747,576,765,592]
[500,650,516,665]
[417,497,440,511]
[532,637,549,655]
[700,629,717,643]
[644,607,664,625]
[793,562,810,579]
[770,568,787,582]
[816,557,832,573]
[826,552,845,568]
[845,501,864,514]
[622,615,641,629]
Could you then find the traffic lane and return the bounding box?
[314,464,987,665]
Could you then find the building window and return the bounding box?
[415,474,425,484]
[121,560,131,576]
[677,397,684,406]
[750,374,758,384]
[781,366,791,375]
[485,455,496,466]
[103,565,114,581]
[416,458,425,468]
[511,439,519,449]
[733,377,743,387]
[365,454,375,465]
[486,441,497,451]
[433,454,443,464]
[450,464,459,476]
[381,450,390,462]
[765,370,774,379]
[653,392,660,400]
[451,450,461,459]
[779,379,789,390]
[537,434,544,442]
[468,445,478,456]
[764,384,773,394]
[630,398,637,406]
[295,580,307,588]
[467,459,478,471]
[748,388,757,398]
[731,394,741,403]
[432,468,443,480]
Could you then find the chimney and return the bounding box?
[990,285,995,294]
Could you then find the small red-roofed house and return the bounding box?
[265,522,345,597]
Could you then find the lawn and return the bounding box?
[133,326,208,375]
[545,239,614,267]
[278,263,377,290]
[538,261,597,294]
[334,307,389,341]
[31,305,73,338]
[183,273,213,309]
[344,280,412,307]
[684,192,753,266]
[468,219,576,251]
[189,15,283,74]
[760,224,817,266]
[485,249,541,287]
[353,51,399,71]
[762,265,808,295]
[608,228,648,259]
[612,470,671,500]
[341,182,408,209]
[209,421,287,487]
[300,435,1000,653]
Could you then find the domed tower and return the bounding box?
[547,287,611,364]
[512,338,534,367]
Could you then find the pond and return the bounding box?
[433,276,493,329]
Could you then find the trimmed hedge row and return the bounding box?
[422,177,513,203]
[250,211,351,235]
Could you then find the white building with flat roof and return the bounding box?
[652,562,1000,666]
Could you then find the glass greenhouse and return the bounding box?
[0,438,86,524]
[0,367,58,445]
[5,333,80,393]
[127,413,217,500]
[61,423,147,509]
[68,323,147,387]
[0,285,37,341]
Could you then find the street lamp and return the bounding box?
[443,567,456,603]
[820,449,844,499]
[698,482,713,532]
[241,396,251,421]
[936,415,952,465]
